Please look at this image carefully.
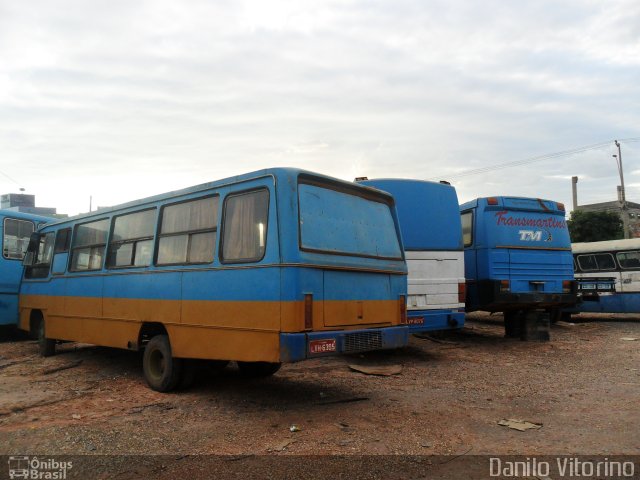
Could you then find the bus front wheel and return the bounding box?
[143,335,182,392]
[37,319,56,357]
[237,361,281,377]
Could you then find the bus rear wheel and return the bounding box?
[37,319,56,357]
[237,361,281,377]
[143,335,182,392]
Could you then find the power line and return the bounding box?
[431,137,640,181]
[0,170,23,188]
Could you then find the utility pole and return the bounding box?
[614,140,629,239]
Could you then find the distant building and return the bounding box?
[575,200,640,238]
[1,193,62,217]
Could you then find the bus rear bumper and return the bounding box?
[279,326,410,363]
[406,309,465,333]
[472,280,577,311]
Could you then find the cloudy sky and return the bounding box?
[1,0,639,216]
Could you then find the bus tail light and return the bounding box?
[458,282,466,303]
[487,197,498,205]
[304,294,313,329]
[399,296,407,324]
[500,280,510,292]
[562,280,572,293]
[557,202,565,212]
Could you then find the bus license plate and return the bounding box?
[407,317,425,325]
[580,284,596,290]
[309,339,337,354]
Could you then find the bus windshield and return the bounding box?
[298,182,402,260]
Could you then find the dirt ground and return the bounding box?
[0,313,638,478]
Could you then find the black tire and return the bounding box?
[37,319,56,357]
[237,361,281,378]
[142,335,182,392]
[503,311,522,338]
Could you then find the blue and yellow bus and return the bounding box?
[357,179,465,333]
[0,210,53,330]
[569,239,640,314]
[19,168,410,391]
[460,196,576,336]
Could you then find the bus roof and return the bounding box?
[0,209,55,223]
[460,196,565,215]
[572,238,640,254]
[38,168,396,228]
[358,178,462,251]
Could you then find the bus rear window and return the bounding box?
[298,182,402,259]
[3,218,35,260]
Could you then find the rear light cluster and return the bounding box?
[399,295,407,324]
[557,202,565,211]
[562,280,573,293]
[500,280,510,292]
[304,294,313,329]
[458,282,466,303]
[487,197,498,205]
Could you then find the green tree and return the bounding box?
[568,210,624,242]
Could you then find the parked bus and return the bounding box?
[569,238,640,314]
[19,168,410,391]
[357,178,465,333]
[460,196,576,337]
[0,210,53,330]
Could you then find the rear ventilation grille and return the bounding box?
[343,331,383,353]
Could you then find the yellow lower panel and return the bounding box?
[168,325,280,362]
[181,300,281,329]
[47,315,140,350]
[323,299,399,327]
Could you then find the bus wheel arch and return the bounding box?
[30,310,55,357]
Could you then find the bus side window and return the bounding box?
[461,211,473,247]
[594,253,615,271]
[617,251,640,269]
[70,219,110,272]
[221,189,269,263]
[157,196,218,265]
[577,254,597,271]
[51,228,71,275]
[3,218,35,260]
[25,232,55,279]
[107,209,156,268]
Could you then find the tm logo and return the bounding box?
[518,230,552,242]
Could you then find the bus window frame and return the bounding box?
[219,188,270,265]
[296,177,402,261]
[69,217,110,273]
[25,231,55,279]
[107,208,157,270]
[461,210,473,247]
[2,217,36,261]
[155,194,219,267]
[616,250,640,270]
[577,252,617,272]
